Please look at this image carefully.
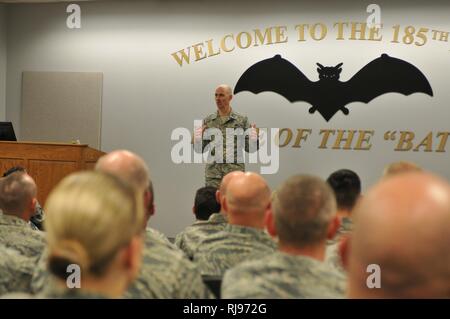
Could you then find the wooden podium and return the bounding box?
[0,141,105,205]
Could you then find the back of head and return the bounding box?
[194,186,220,220]
[45,171,144,280]
[225,173,270,226]
[348,172,450,298]
[273,175,336,248]
[0,172,36,218]
[326,169,361,211]
[3,166,26,177]
[95,150,150,192]
[382,161,422,178]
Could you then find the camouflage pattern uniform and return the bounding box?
[175,212,227,260]
[222,251,346,298]
[0,213,45,258]
[29,202,45,231]
[326,217,353,274]
[31,231,214,299]
[0,245,35,295]
[146,227,179,251]
[196,110,257,188]
[193,224,277,276]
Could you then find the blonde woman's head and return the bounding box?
[44,171,144,297]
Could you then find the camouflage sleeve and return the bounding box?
[30,248,51,294]
[173,258,215,299]
[30,202,45,231]
[0,247,35,295]
[222,267,264,299]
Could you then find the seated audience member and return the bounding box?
[382,160,422,178]
[346,172,450,298]
[0,172,45,258]
[2,167,45,231]
[194,172,277,276]
[175,171,242,259]
[25,171,143,298]
[94,150,213,298]
[325,169,361,271]
[0,245,36,295]
[32,150,213,299]
[175,186,221,259]
[222,175,345,298]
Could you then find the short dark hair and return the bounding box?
[326,169,361,210]
[3,166,26,177]
[194,186,220,220]
[0,172,36,214]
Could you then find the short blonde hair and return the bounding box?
[44,171,144,278]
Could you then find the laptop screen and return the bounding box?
[0,122,17,141]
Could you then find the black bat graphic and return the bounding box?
[234,54,433,121]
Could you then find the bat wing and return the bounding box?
[234,55,317,104]
[343,53,433,105]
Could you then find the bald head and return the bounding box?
[348,172,450,298]
[382,161,422,178]
[219,171,245,196]
[95,150,150,192]
[224,172,270,227]
[0,172,37,220]
[216,84,232,96]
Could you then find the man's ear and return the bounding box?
[122,234,144,282]
[144,190,153,216]
[339,234,351,271]
[215,190,221,205]
[265,204,277,238]
[327,215,341,240]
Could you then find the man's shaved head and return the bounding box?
[348,173,450,298]
[225,173,270,226]
[95,150,150,192]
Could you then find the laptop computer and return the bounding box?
[0,122,17,141]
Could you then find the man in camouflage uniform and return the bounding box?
[175,172,242,260]
[193,172,276,276]
[324,169,360,273]
[194,84,258,188]
[0,172,45,295]
[0,172,45,258]
[0,245,36,295]
[347,173,450,298]
[222,175,346,299]
[94,150,212,298]
[3,166,45,231]
[175,186,222,260]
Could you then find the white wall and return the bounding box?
[0,4,6,120]
[5,0,450,237]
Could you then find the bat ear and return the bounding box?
[316,63,324,69]
[335,63,343,69]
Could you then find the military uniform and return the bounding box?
[0,245,35,295]
[325,217,353,274]
[193,224,277,276]
[0,213,45,258]
[29,202,45,231]
[31,231,214,299]
[197,110,257,188]
[146,227,179,251]
[175,213,227,260]
[222,251,346,298]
